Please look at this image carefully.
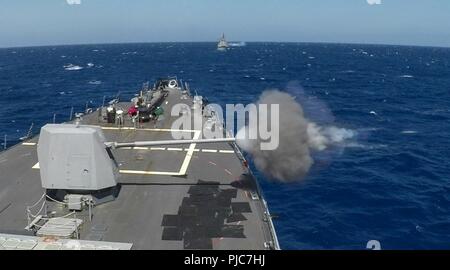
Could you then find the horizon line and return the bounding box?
[1,40,450,50]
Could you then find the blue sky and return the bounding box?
[0,0,449,48]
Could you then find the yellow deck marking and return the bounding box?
[202,149,218,153]
[150,147,166,151]
[122,147,232,153]
[178,130,201,175]
[167,148,183,151]
[22,142,37,146]
[101,127,197,133]
[121,147,233,153]
[119,170,181,176]
[118,147,149,150]
[219,150,235,153]
[32,162,180,176]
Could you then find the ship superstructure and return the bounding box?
[217,33,229,50]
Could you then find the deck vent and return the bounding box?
[36,217,83,238]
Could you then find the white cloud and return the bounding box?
[367,0,382,5]
[66,0,81,5]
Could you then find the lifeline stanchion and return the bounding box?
[69,106,74,121]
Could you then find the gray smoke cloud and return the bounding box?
[236,89,355,182]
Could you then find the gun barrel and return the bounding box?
[107,138,236,149]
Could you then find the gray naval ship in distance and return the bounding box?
[217,33,229,50]
[0,77,280,250]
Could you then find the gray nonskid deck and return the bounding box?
[0,87,279,250]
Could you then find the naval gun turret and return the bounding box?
[37,124,236,207]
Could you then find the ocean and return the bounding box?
[0,42,449,249]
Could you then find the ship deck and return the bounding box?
[0,87,278,250]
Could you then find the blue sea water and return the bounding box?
[1,43,449,249]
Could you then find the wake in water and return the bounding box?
[401,130,418,134]
[236,89,356,182]
[64,64,83,71]
[88,80,102,85]
[228,42,247,47]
